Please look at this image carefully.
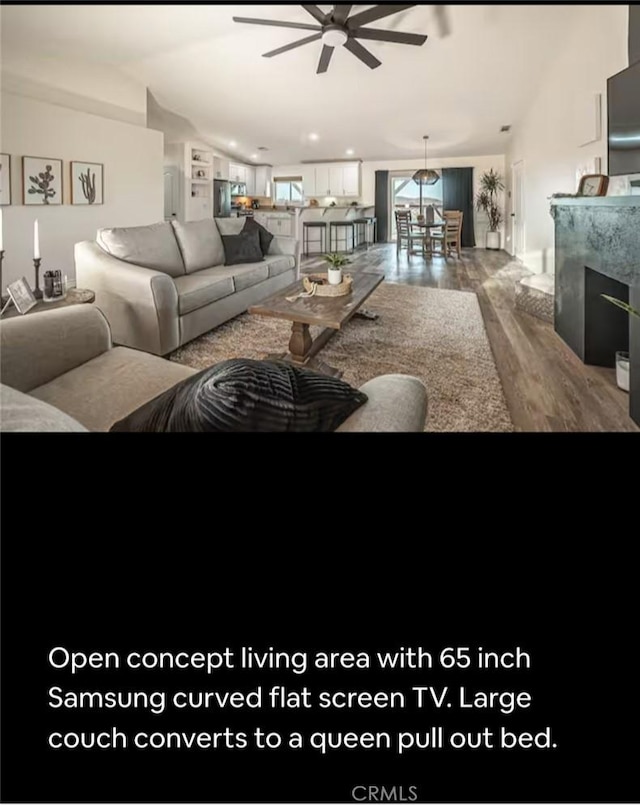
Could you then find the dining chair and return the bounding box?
[395,210,425,256]
[430,211,463,258]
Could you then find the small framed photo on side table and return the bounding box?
[577,174,609,197]
[5,277,37,315]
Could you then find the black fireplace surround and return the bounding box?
[552,197,640,426]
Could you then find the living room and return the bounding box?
[1,3,638,433]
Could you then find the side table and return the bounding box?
[1,288,95,319]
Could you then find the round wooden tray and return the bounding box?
[303,273,353,297]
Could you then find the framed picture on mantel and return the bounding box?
[577,174,609,197]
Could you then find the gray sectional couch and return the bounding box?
[75,217,299,355]
[0,306,428,432]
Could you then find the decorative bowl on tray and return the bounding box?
[303,273,353,297]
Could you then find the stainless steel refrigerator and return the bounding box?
[214,180,231,218]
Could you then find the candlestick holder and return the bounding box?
[33,257,43,299]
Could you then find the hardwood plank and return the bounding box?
[301,244,639,432]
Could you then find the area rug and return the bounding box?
[169,282,514,432]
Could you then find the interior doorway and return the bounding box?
[511,160,525,260]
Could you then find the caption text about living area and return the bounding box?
[46,645,557,754]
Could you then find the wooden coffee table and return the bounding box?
[249,271,384,377]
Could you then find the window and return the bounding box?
[390,173,443,239]
[273,178,303,204]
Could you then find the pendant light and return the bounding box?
[412,136,440,186]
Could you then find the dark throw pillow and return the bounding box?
[242,216,274,257]
[110,359,368,433]
[222,226,263,266]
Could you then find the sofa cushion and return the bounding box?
[222,227,264,267]
[242,216,274,256]
[109,358,368,433]
[30,347,195,432]
[97,222,185,277]
[171,219,225,273]
[215,217,245,236]
[264,254,295,278]
[231,263,270,291]
[0,383,88,432]
[173,271,235,315]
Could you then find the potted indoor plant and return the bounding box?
[602,295,640,392]
[323,253,350,286]
[475,169,505,250]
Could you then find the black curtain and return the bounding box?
[631,4,640,64]
[374,170,389,242]
[442,168,476,247]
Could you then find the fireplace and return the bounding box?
[551,197,640,426]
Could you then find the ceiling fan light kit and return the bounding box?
[233,4,428,75]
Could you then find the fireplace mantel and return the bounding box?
[551,196,640,426]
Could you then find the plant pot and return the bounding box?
[327,268,342,286]
[486,231,501,250]
[616,351,630,392]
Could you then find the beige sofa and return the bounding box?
[75,217,299,356]
[0,306,428,432]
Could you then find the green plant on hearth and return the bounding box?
[601,295,640,318]
[322,253,351,269]
[475,169,505,232]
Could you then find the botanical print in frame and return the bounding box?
[22,156,63,205]
[0,154,11,205]
[71,161,103,205]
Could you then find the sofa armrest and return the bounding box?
[268,236,300,279]
[0,305,112,393]
[336,375,428,432]
[74,241,180,356]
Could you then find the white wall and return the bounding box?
[1,82,163,290]
[505,4,629,274]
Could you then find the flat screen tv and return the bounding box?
[607,61,640,176]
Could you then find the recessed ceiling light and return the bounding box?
[251,154,258,159]
[229,140,237,148]
[309,133,320,142]
[346,149,355,156]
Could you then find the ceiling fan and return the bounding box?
[232,4,428,74]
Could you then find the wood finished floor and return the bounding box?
[301,244,638,432]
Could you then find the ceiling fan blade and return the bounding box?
[344,38,382,70]
[302,4,328,24]
[317,44,335,74]
[331,4,353,25]
[434,5,452,37]
[346,5,416,29]
[263,33,323,58]
[232,17,321,32]
[352,28,427,46]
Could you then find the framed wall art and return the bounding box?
[71,161,103,205]
[0,154,11,205]
[22,156,63,205]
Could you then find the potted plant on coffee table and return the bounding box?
[475,169,505,250]
[602,295,640,392]
[323,253,350,286]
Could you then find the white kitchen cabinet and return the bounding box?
[253,212,268,228]
[301,166,316,197]
[329,167,344,197]
[245,166,256,195]
[266,216,293,237]
[229,163,246,183]
[314,165,331,197]
[300,162,361,198]
[342,163,360,196]
[213,157,229,181]
[255,166,272,197]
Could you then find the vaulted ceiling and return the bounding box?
[2,4,582,164]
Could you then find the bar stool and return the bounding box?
[329,221,355,253]
[302,221,327,256]
[352,218,369,250]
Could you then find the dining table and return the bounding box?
[409,219,445,255]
